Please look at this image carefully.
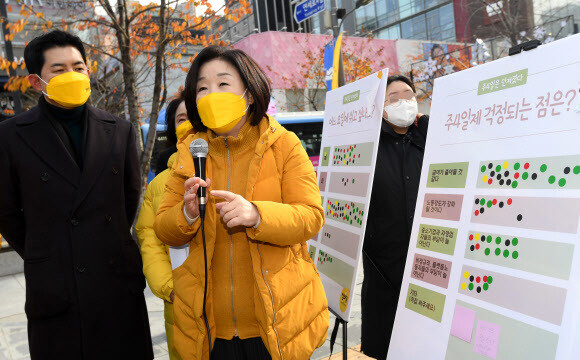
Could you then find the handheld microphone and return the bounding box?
[189,138,212,356]
[189,139,209,216]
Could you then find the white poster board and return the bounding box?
[388,34,580,359]
[309,69,388,320]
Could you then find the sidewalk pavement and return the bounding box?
[0,261,367,360]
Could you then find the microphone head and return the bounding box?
[190,138,209,157]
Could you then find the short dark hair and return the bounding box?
[165,96,185,147]
[24,30,87,76]
[183,46,271,132]
[387,75,416,93]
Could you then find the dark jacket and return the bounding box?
[361,115,428,359]
[0,98,153,360]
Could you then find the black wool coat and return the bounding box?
[0,99,153,360]
[360,116,428,360]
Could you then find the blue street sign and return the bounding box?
[294,0,326,23]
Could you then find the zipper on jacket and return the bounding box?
[257,243,284,360]
[225,138,238,337]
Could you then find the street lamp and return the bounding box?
[333,0,374,87]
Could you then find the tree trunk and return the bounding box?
[134,0,168,223]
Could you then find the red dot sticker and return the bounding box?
[469,234,474,240]
[492,199,497,205]
[507,198,513,205]
[475,244,480,250]
[488,178,493,184]
[514,172,520,179]
[475,210,480,216]
[476,276,481,283]
[524,163,530,169]
[483,276,488,282]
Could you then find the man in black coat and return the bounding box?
[0,30,153,359]
[361,75,429,360]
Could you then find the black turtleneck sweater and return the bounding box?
[46,101,85,156]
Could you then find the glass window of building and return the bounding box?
[377,25,401,39]
[398,0,425,19]
[401,14,427,39]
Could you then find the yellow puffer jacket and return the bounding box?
[135,153,181,360]
[154,116,329,360]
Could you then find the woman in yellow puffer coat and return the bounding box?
[154,46,329,360]
[135,97,193,360]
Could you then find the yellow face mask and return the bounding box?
[175,121,193,141]
[38,71,91,108]
[196,89,249,133]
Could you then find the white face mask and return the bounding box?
[384,99,418,128]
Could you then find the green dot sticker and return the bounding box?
[540,164,547,172]
[352,179,355,183]
[503,249,509,258]
[487,237,492,243]
[481,165,486,173]
[496,165,501,172]
[512,181,518,188]
[483,283,489,291]
[485,248,491,256]
[495,237,501,244]
[469,283,474,291]
[487,276,493,284]
[522,172,529,180]
[495,248,501,256]
[514,162,520,170]
[487,200,492,208]
[574,166,580,175]
[559,178,566,187]
[480,198,486,204]
[512,238,518,246]
[548,175,556,184]
[512,251,519,259]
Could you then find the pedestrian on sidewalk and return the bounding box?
[360,75,429,360]
[135,95,193,360]
[0,30,153,360]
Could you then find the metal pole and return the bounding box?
[0,0,23,115]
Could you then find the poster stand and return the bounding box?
[328,308,348,360]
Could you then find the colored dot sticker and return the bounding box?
[502,161,509,169]
[485,248,491,256]
[480,198,486,204]
[487,276,493,284]
[475,233,480,241]
[464,271,470,279]
[549,175,556,184]
[540,164,547,172]
[496,165,501,172]
[507,198,513,205]
[482,175,489,183]
[487,237,492,243]
[483,283,489,291]
[483,276,487,282]
[512,238,519,246]
[512,181,518,188]
[475,243,480,250]
[462,282,467,290]
[574,166,580,175]
[524,163,530,169]
[559,178,566,187]
[481,165,486,173]
[503,249,509,258]
[495,237,501,244]
[469,234,474,240]
[522,172,529,180]
[468,283,474,291]
[512,251,519,259]
[487,200,492,208]
[495,248,501,256]
[514,162,520,170]
[476,276,481,283]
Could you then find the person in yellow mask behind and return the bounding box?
[0,30,153,359]
[154,46,329,360]
[135,94,194,360]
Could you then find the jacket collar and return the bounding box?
[381,118,426,150]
